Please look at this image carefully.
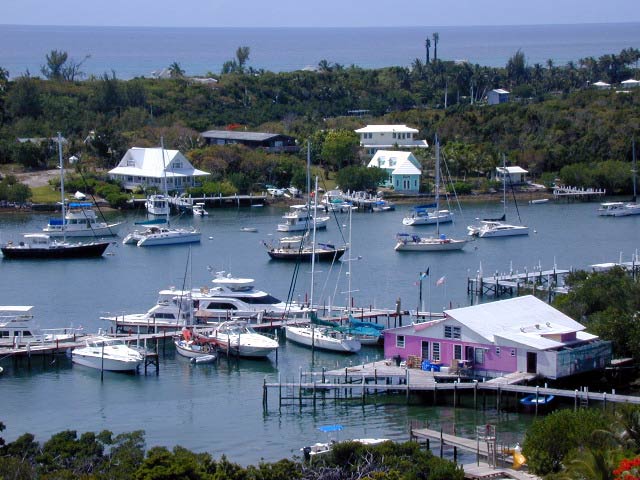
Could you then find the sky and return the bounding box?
[3,0,640,27]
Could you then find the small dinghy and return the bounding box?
[190,354,217,364]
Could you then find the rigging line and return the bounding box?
[178,247,191,318]
[507,170,523,223]
[440,150,466,223]
[318,176,348,244]
[75,167,115,236]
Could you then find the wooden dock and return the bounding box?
[128,193,267,211]
[552,185,605,201]
[467,266,570,300]
[262,361,640,410]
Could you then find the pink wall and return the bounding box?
[384,331,517,373]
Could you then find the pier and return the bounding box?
[467,266,570,300]
[262,361,640,411]
[128,193,267,211]
[552,185,606,201]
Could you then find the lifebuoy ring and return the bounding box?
[202,343,211,353]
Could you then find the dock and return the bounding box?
[262,361,640,411]
[467,266,570,299]
[128,193,267,211]
[552,185,605,201]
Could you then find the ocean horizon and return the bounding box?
[1,23,639,80]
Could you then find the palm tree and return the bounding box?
[425,38,431,64]
[168,61,185,78]
[433,32,440,62]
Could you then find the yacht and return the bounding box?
[467,220,529,238]
[277,205,330,232]
[145,194,170,216]
[192,202,209,216]
[264,234,347,262]
[1,233,110,259]
[71,336,145,372]
[285,325,361,353]
[43,202,121,237]
[0,305,83,346]
[132,225,201,247]
[598,201,640,217]
[198,320,279,358]
[402,204,453,226]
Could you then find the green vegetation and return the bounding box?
[0,47,639,205]
[0,424,463,479]
[553,267,640,360]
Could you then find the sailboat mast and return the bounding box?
[633,139,637,201]
[57,132,66,240]
[310,176,318,308]
[502,154,507,217]
[434,135,440,234]
[347,205,352,315]
[160,137,169,226]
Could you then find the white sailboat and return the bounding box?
[467,156,529,238]
[123,138,201,247]
[396,138,467,251]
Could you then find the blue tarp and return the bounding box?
[412,203,436,210]
[317,425,343,433]
[68,202,93,208]
[48,219,64,225]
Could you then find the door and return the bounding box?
[526,352,537,374]
[421,341,429,361]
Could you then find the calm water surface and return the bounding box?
[0,199,638,464]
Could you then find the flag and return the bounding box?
[419,267,430,280]
[436,275,446,286]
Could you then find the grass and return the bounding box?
[30,185,62,203]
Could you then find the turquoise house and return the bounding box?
[367,150,422,193]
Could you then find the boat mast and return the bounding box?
[310,176,318,308]
[434,135,440,235]
[633,139,637,202]
[501,154,507,220]
[57,132,66,241]
[160,137,169,226]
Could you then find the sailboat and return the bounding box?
[395,138,467,251]
[284,174,361,354]
[1,133,111,259]
[123,138,201,246]
[467,156,529,238]
[598,139,640,216]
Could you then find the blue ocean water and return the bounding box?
[0,23,639,79]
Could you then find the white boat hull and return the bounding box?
[402,211,453,226]
[277,217,329,232]
[478,225,529,237]
[136,230,201,246]
[72,353,142,372]
[395,238,466,251]
[285,326,361,353]
[175,339,216,359]
[44,223,122,237]
[208,334,278,357]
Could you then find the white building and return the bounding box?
[367,150,422,193]
[621,79,640,88]
[495,166,528,184]
[355,125,428,157]
[592,81,611,89]
[109,147,210,192]
[487,89,510,105]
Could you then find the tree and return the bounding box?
[433,32,440,62]
[41,50,89,81]
[506,49,528,85]
[168,61,185,78]
[236,46,250,70]
[320,129,360,170]
[335,165,387,191]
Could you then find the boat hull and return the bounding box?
[175,340,217,359]
[136,231,201,246]
[395,239,466,251]
[267,247,346,262]
[1,242,110,259]
[285,326,361,353]
[71,353,142,372]
[44,223,122,237]
[402,211,453,226]
[478,226,529,238]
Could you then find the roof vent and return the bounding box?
[535,324,540,329]
[520,327,525,332]
[546,322,551,327]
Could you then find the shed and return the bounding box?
[487,89,510,105]
[495,166,528,184]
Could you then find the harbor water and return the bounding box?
[0,199,638,464]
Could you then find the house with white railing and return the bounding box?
[355,125,428,157]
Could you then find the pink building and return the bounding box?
[383,295,611,380]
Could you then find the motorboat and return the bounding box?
[145,194,170,216]
[240,227,258,233]
[1,233,110,259]
[277,205,330,232]
[301,425,389,460]
[395,233,467,251]
[467,220,529,238]
[467,155,529,238]
[285,325,361,353]
[197,320,279,358]
[71,336,145,372]
[598,201,640,216]
[520,393,555,409]
[101,289,194,333]
[371,199,395,212]
[321,190,355,212]
[0,305,83,346]
[192,202,209,216]
[402,204,453,226]
[43,202,121,237]
[528,198,549,204]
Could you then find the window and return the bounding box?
[474,347,484,364]
[454,344,462,360]
[396,335,405,348]
[421,341,429,359]
[392,133,397,139]
[444,326,461,339]
[432,342,440,361]
[510,349,516,357]
[495,347,501,356]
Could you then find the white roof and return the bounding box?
[491,88,510,94]
[593,81,611,87]
[497,166,528,174]
[355,124,418,134]
[443,295,590,350]
[621,79,640,85]
[368,150,421,175]
[0,306,34,313]
[109,147,210,178]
